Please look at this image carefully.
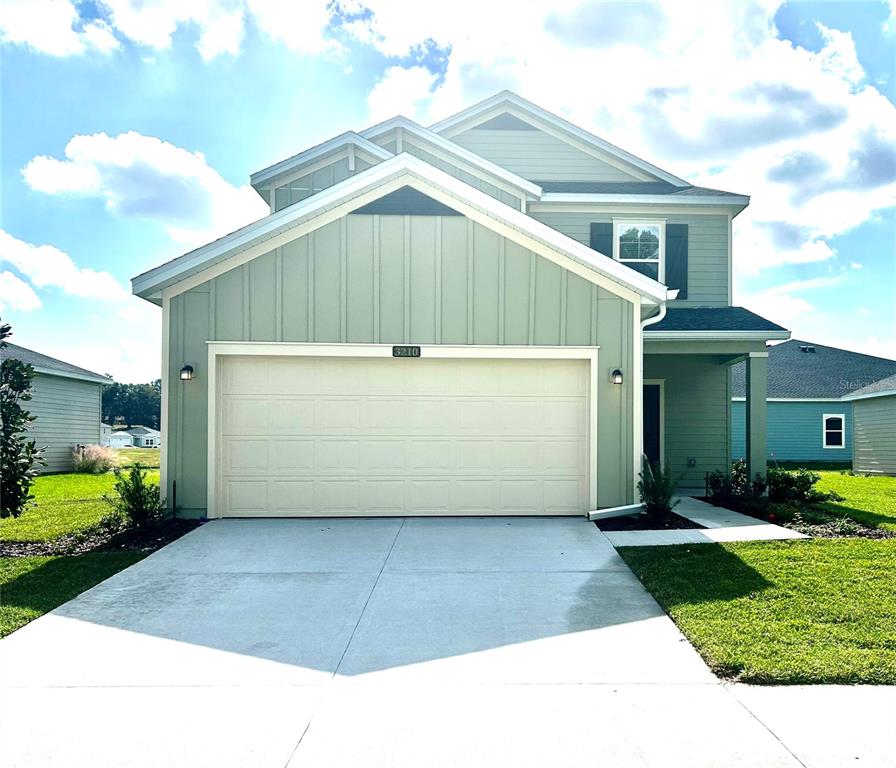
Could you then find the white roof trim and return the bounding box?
[361,116,542,198]
[33,365,111,386]
[430,91,691,187]
[731,397,846,403]
[538,193,749,209]
[843,388,896,402]
[133,153,670,303]
[249,132,392,189]
[645,330,791,341]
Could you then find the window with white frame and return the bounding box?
[823,414,845,448]
[613,220,664,281]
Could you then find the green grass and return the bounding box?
[112,447,160,468]
[0,552,146,637]
[814,471,896,531]
[619,539,896,684]
[0,469,160,543]
[619,472,896,684]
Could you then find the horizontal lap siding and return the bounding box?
[645,356,729,487]
[730,401,853,463]
[450,128,639,182]
[28,375,102,473]
[167,213,636,515]
[530,211,729,307]
[853,396,896,475]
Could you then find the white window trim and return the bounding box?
[613,219,665,283]
[205,343,601,519]
[822,413,846,449]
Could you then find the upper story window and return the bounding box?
[613,220,664,281]
[823,414,845,449]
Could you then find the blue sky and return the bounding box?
[1,0,894,381]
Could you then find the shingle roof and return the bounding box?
[844,372,896,400]
[731,340,896,399]
[1,343,110,385]
[535,181,746,198]
[645,307,788,333]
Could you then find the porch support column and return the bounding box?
[745,351,768,481]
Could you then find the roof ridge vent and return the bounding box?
[799,344,816,353]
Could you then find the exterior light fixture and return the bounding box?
[179,364,194,381]
[610,368,623,385]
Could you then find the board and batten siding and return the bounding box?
[852,396,896,475]
[166,213,636,516]
[644,355,730,487]
[529,210,729,307]
[450,128,641,182]
[28,374,102,473]
[730,401,852,463]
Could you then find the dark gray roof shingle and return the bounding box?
[644,306,788,333]
[731,340,896,399]
[845,372,896,399]
[1,343,110,384]
[535,181,747,198]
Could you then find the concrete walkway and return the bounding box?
[603,495,809,547]
[0,518,891,767]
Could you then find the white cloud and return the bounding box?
[814,23,864,86]
[0,270,41,312]
[0,0,120,56]
[367,65,437,123]
[850,261,863,269]
[22,131,269,248]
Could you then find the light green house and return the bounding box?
[844,374,896,476]
[132,91,788,518]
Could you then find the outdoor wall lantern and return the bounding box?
[610,368,624,385]
[180,364,194,381]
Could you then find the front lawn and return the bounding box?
[619,539,896,684]
[112,447,161,468]
[0,552,147,638]
[0,470,160,543]
[815,471,896,531]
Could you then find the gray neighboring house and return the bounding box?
[2,343,111,473]
[844,373,896,475]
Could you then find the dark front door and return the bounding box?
[643,384,661,466]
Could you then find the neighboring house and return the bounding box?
[100,422,113,446]
[132,90,788,518]
[844,373,896,475]
[2,343,111,473]
[108,431,134,448]
[731,340,896,465]
[127,426,161,447]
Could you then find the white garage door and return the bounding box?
[216,355,591,517]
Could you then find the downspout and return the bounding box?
[640,288,677,331]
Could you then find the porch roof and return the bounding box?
[644,307,788,334]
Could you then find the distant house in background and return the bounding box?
[108,430,134,448]
[100,422,113,446]
[2,343,111,473]
[844,373,896,476]
[126,426,161,448]
[731,340,896,466]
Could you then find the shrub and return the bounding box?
[767,467,842,505]
[638,457,680,525]
[0,318,46,518]
[705,460,768,516]
[72,444,118,474]
[105,464,165,531]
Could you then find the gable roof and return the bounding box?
[133,153,671,305]
[645,307,789,338]
[2,342,111,385]
[843,372,896,401]
[430,90,690,187]
[126,426,160,435]
[731,339,896,399]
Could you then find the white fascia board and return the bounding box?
[34,366,111,386]
[731,397,846,402]
[361,116,542,198]
[430,90,691,187]
[646,330,791,341]
[249,132,392,189]
[537,193,749,211]
[133,153,669,303]
[843,389,896,401]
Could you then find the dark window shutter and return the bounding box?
[590,222,613,257]
[665,224,688,299]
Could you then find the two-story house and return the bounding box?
[133,91,788,518]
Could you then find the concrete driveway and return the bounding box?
[0,518,867,767]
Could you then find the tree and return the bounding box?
[1,319,46,518]
[102,380,161,429]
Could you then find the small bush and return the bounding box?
[72,444,118,474]
[767,466,842,505]
[705,460,768,516]
[638,457,680,525]
[105,464,165,531]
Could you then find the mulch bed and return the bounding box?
[0,518,202,557]
[594,510,704,532]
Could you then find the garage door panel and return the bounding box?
[218,356,591,517]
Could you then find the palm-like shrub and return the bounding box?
[637,457,680,525]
